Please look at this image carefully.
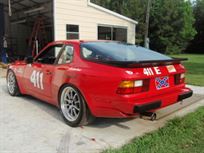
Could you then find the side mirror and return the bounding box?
[25,56,34,64]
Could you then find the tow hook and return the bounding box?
[140,112,157,121]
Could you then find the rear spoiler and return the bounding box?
[87,58,188,68]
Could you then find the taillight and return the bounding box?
[116,80,149,95]
[174,73,185,85]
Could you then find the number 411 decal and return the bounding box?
[30,70,44,90]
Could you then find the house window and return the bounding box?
[98,25,127,42]
[113,27,127,42]
[98,26,112,40]
[66,24,79,39]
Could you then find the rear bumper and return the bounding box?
[178,90,193,101]
[133,101,161,113]
[92,87,193,118]
[133,90,193,113]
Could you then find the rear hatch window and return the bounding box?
[81,42,172,63]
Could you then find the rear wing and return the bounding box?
[87,58,188,68]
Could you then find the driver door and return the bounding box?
[23,43,64,101]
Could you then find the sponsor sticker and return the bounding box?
[166,65,176,73]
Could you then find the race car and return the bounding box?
[7,40,193,127]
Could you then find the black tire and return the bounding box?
[150,113,157,121]
[7,70,21,96]
[59,84,95,127]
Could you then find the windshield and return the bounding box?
[81,42,172,62]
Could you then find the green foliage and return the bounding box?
[187,0,204,53]
[122,0,148,44]
[150,0,196,54]
[91,0,197,54]
[90,0,110,8]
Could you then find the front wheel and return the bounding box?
[59,85,95,127]
[7,70,21,96]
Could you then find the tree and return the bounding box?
[122,0,148,45]
[187,0,204,53]
[91,0,196,54]
[90,0,110,8]
[149,0,196,54]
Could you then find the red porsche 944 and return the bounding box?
[7,41,193,127]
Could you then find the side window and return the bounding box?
[82,47,93,58]
[58,45,74,64]
[35,44,63,64]
[81,47,109,61]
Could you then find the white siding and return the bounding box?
[54,0,136,44]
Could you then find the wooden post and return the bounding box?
[144,0,152,48]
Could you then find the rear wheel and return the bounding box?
[7,70,21,96]
[59,85,95,127]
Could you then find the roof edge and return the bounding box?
[87,0,138,25]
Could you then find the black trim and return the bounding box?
[133,90,193,114]
[80,57,187,68]
[133,101,161,113]
[178,90,193,101]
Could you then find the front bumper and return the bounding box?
[133,90,193,113]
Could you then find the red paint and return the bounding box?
[8,40,192,118]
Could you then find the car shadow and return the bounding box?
[2,84,136,129]
[87,117,136,129]
[24,96,135,129]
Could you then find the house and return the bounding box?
[0,0,138,56]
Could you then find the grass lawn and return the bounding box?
[103,107,204,153]
[171,54,204,86]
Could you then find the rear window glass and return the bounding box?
[81,42,172,62]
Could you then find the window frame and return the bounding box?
[66,24,80,40]
[98,26,112,40]
[55,44,75,65]
[97,24,128,42]
[34,44,64,65]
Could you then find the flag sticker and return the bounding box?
[166,65,176,73]
[155,76,169,90]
